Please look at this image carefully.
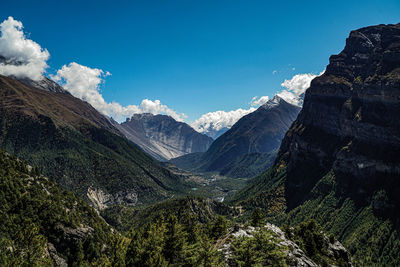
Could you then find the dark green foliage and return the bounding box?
[103,196,237,232]
[0,113,188,203]
[283,220,333,266]
[251,208,264,227]
[0,150,124,266]
[230,229,287,266]
[125,219,167,266]
[230,166,287,213]
[163,215,187,264]
[0,76,189,206]
[125,215,224,266]
[220,151,277,178]
[0,152,350,266]
[234,168,394,266]
[208,215,229,240]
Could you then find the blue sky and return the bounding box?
[1,0,399,123]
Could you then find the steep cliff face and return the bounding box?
[279,23,400,209]
[171,96,300,178]
[119,113,213,161]
[234,23,400,266]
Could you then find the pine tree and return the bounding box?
[163,214,187,265]
[251,208,264,227]
[181,212,201,244]
[209,215,228,240]
[195,236,223,267]
[126,221,167,267]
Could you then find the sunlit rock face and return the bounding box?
[119,113,214,161]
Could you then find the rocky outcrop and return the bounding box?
[17,76,69,94]
[87,187,138,210]
[54,224,94,243]
[119,113,214,161]
[47,243,68,267]
[219,223,351,266]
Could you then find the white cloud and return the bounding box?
[276,72,320,106]
[272,70,277,75]
[192,94,273,135]
[52,62,186,122]
[191,107,256,134]
[192,71,323,134]
[0,16,49,80]
[250,95,269,107]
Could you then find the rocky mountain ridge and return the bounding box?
[119,113,213,161]
[171,96,301,178]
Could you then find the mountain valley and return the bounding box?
[0,9,398,266]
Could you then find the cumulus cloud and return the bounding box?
[191,107,256,134]
[191,94,274,135]
[52,62,186,122]
[250,95,269,107]
[192,71,323,135]
[276,72,320,106]
[0,16,49,80]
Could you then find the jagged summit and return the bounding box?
[127,112,156,121]
[326,22,400,81]
[0,54,68,94]
[260,95,285,109]
[18,76,69,94]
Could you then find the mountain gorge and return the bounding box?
[0,74,188,209]
[171,96,301,178]
[233,23,400,266]
[118,113,213,161]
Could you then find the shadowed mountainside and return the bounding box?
[233,23,400,266]
[171,96,300,178]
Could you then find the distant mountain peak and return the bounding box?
[119,112,213,161]
[18,75,69,94]
[172,95,301,178]
[129,112,157,120]
[261,95,285,109]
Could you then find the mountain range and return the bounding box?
[117,113,213,161]
[0,74,188,209]
[171,96,301,178]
